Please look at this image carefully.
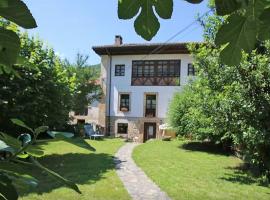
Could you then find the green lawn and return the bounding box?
[2,138,130,200]
[132,140,270,200]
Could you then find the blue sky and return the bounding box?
[24,0,209,65]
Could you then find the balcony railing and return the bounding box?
[132,76,180,86]
[145,108,156,117]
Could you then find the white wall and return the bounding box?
[102,54,193,119]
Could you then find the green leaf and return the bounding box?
[250,0,270,18]
[134,1,160,41]
[0,132,43,158]
[215,0,242,16]
[118,0,173,40]
[11,119,34,133]
[29,157,81,194]
[0,169,38,188]
[118,0,141,19]
[215,13,257,65]
[0,173,18,200]
[153,0,173,19]
[185,0,204,4]
[259,7,270,40]
[0,0,8,8]
[2,65,12,74]
[0,28,20,67]
[0,0,37,29]
[0,132,20,150]
[0,140,15,155]
[34,126,49,136]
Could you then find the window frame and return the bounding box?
[187,63,196,76]
[132,60,181,86]
[115,64,125,76]
[119,93,131,112]
[145,94,157,117]
[117,123,128,134]
[144,93,158,118]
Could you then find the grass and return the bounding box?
[1,138,130,200]
[132,139,270,200]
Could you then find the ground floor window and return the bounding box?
[117,123,128,134]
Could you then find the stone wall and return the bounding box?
[107,116,165,143]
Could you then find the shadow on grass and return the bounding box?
[220,169,258,185]
[38,137,96,152]
[15,152,116,196]
[180,141,231,156]
[220,165,269,187]
[180,142,269,187]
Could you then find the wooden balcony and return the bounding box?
[132,76,180,86]
[145,108,156,118]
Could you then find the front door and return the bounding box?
[144,123,156,142]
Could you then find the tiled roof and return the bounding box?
[92,42,199,56]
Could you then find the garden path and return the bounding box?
[114,142,171,200]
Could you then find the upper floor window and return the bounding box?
[132,60,180,86]
[115,65,125,76]
[188,64,196,76]
[145,94,157,117]
[119,93,130,112]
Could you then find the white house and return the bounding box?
[93,36,195,142]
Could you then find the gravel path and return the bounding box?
[114,142,171,200]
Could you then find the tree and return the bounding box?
[0,32,75,133]
[64,53,101,115]
[168,10,270,180]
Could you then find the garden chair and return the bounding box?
[84,124,104,140]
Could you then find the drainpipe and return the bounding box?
[106,48,112,136]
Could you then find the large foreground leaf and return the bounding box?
[215,0,242,16]
[215,13,257,65]
[0,132,20,151]
[135,0,161,40]
[153,0,173,19]
[118,0,140,19]
[0,132,44,158]
[0,29,20,67]
[0,0,37,29]
[259,7,270,40]
[118,0,173,40]
[0,0,8,8]
[185,0,204,4]
[11,119,33,133]
[0,174,18,200]
[0,169,38,189]
[0,140,15,155]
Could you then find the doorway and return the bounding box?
[144,123,157,142]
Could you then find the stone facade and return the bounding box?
[107,116,165,143]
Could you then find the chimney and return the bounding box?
[115,35,123,45]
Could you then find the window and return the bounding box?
[145,94,156,117]
[118,123,128,134]
[119,94,130,112]
[188,64,196,76]
[132,60,181,86]
[115,65,125,76]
